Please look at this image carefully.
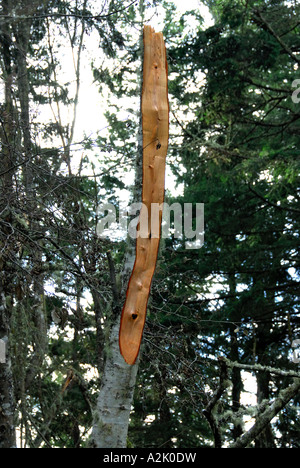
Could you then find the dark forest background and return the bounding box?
[0,0,299,448]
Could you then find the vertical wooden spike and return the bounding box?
[119,26,169,365]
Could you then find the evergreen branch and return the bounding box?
[248,183,300,214]
[242,76,291,95]
[253,9,300,65]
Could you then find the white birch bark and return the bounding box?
[90,319,139,447]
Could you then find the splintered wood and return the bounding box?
[119,26,169,365]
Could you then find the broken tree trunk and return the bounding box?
[119,25,169,366]
[90,25,168,448]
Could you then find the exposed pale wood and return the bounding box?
[119,25,169,365]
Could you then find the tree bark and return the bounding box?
[0,286,17,448]
[228,272,243,441]
[255,370,275,448]
[14,2,48,391]
[254,275,276,448]
[90,319,139,448]
[0,0,17,448]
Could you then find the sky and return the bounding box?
[74,0,213,136]
[152,0,213,29]
[70,0,214,198]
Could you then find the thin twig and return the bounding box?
[230,378,300,448]
[0,0,138,22]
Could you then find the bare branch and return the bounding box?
[0,0,138,23]
[203,359,229,448]
[223,358,300,379]
[248,183,300,214]
[230,378,300,448]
